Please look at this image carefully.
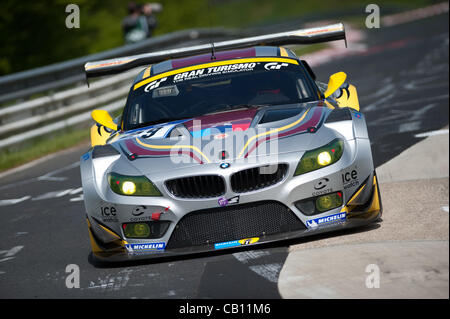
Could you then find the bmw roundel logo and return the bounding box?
[220,162,230,169]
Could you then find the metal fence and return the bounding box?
[0,27,249,150]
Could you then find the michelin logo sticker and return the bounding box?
[125,242,166,253]
[306,212,346,229]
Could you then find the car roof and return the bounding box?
[132,46,298,85]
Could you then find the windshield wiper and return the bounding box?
[130,116,191,130]
[230,104,268,109]
[203,104,268,116]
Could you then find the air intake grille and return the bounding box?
[230,164,288,193]
[166,200,305,249]
[165,175,225,198]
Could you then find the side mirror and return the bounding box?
[91,109,118,131]
[324,72,347,98]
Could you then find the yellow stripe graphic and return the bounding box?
[133,57,299,91]
[143,66,152,79]
[237,108,310,158]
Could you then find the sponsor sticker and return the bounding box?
[173,62,257,83]
[125,242,166,253]
[218,195,239,207]
[214,237,259,250]
[353,111,363,119]
[312,177,333,196]
[264,62,289,70]
[130,206,169,221]
[100,206,118,222]
[306,212,346,229]
[342,169,360,190]
[218,197,228,207]
[81,152,90,161]
[144,77,167,91]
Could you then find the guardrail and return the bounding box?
[0,27,247,104]
[0,27,250,150]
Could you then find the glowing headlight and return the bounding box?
[295,139,344,176]
[108,173,161,196]
[317,151,332,166]
[122,181,136,195]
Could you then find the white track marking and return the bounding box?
[442,206,449,213]
[70,195,84,202]
[232,250,270,264]
[382,2,449,27]
[415,129,449,138]
[69,187,83,195]
[0,196,31,206]
[249,263,282,283]
[0,161,80,191]
[0,246,24,263]
[0,257,15,263]
[37,162,79,182]
[86,269,133,292]
[32,188,79,201]
[15,232,28,236]
[4,246,24,257]
[0,186,84,206]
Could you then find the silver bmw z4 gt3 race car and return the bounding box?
[80,23,382,262]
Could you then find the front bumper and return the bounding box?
[87,172,382,263]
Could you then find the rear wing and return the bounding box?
[84,23,346,79]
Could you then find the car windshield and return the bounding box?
[123,59,319,131]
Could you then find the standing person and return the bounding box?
[122,2,149,44]
[141,3,163,38]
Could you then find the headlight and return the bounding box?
[294,138,344,176]
[124,223,151,238]
[108,173,162,196]
[315,192,343,212]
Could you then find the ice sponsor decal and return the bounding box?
[342,169,359,189]
[125,242,166,253]
[264,62,289,70]
[101,206,118,222]
[214,237,259,250]
[306,212,346,228]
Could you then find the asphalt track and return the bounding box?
[0,13,448,299]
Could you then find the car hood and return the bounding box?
[112,102,337,174]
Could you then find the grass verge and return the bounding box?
[0,127,90,173]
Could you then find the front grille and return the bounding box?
[166,200,306,249]
[165,175,225,198]
[230,164,288,193]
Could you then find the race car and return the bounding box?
[80,23,382,262]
